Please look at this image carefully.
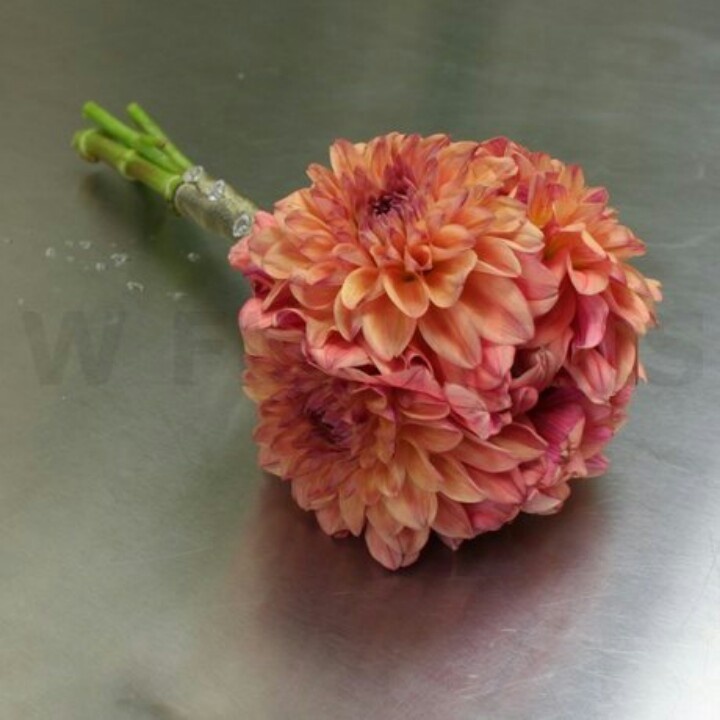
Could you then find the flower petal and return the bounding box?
[374,461,405,497]
[566,348,617,403]
[396,527,430,560]
[384,481,438,530]
[491,423,547,461]
[466,469,524,504]
[315,502,348,536]
[382,268,430,318]
[474,236,522,276]
[307,334,370,371]
[467,499,519,532]
[340,266,380,310]
[515,253,560,317]
[575,294,609,349]
[609,319,638,389]
[461,273,534,345]
[365,525,403,570]
[453,438,518,472]
[432,495,475,539]
[433,455,487,502]
[396,441,443,492]
[361,295,417,360]
[366,501,403,541]
[253,228,307,279]
[444,384,492,438]
[605,278,653,333]
[333,291,360,341]
[531,282,576,347]
[418,304,481,368]
[402,423,463,453]
[567,258,609,295]
[339,490,366,536]
[424,251,478,308]
[430,223,475,261]
[522,486,569,514]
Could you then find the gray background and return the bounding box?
[1,0,718,718]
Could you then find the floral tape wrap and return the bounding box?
[173,169,257,241]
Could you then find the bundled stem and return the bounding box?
[73,101,259,241]
[72,101,193,202]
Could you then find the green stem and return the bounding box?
[73,101,200,201]
[126,102,193,172]
[73,128,182,201]
[82,102,182,174]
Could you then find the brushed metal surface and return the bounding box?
[1,1,718,718]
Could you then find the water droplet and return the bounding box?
[17,298,24,306]
[64,240,75,248]
[78,240,92,250]
[166,291,186,302]
[237,72,246,81]
[45,247,57,259]
[3,237,12,245]
[95,262,107,272]
[66,255,75,263]
[206,180,225,202]
[110,252,129,267]
[187,252,201,263]
[126,281,144,293]
[232,212,252,238]
[183,165,204,183]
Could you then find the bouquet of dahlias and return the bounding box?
[74,104,661,569]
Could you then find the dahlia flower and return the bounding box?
[230,134,660,569]
[73,104,661,570]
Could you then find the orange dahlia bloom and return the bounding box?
[239,133,558,368]
[230,133,661,569]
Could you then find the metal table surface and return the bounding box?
[1,1,718,718]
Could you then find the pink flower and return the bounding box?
[240,304,547,569]
[230,133,661,569]
[483,137,661,402]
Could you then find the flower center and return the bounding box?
[370,189,408,216]
[303,393,360,450]
[305,410,342,445]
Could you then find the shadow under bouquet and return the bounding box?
[74,103,661,569]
